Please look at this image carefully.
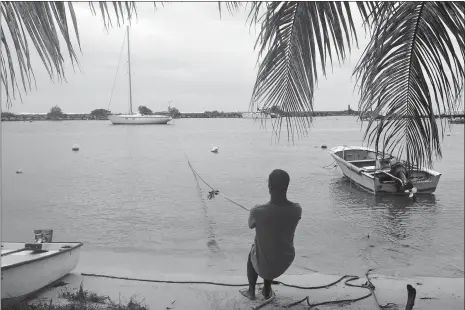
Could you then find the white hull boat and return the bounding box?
[108,26,171,125]
[1,230,83,301]
[108,114,171,124]
[330,146,442,195]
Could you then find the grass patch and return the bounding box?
[2,283,148,310]
[59,283,108,304]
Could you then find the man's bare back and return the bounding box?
[241,169,302,301]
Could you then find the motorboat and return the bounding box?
[329,146,442,195]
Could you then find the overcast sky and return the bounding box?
[3,2,370,114]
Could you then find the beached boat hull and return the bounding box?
[330,146,441,195]
[1,242,83,301]
[108,114,172,124]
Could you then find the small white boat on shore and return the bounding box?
[1,230,83,301]
[330,146,442,195]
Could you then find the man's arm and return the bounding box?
[248,208,256,229]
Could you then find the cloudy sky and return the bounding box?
[3,2,370,114]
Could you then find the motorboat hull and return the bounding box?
[108,114,172,124]
[1,242,83,301]
[329,146,441,195]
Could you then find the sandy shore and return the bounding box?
[33,270,463,310]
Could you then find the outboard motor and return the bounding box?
[390,162,413,191]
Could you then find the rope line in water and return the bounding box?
[184,155,250,212]
[183,154,337,211]
[81,269,379,310]
[175,150,381,309]
[322,161,337,169]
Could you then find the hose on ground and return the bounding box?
[113,154,378,309]
[81,270,379,310]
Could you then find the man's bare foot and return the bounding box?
[261,288,273,300]
[239,288,256,300]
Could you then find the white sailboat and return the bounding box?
[108,26,172,125]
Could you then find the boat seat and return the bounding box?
[347,159,376,163]
[361,165,377,172]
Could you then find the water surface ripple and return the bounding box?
[2,117,463,278]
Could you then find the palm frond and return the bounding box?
[218,2,243,19]
[0,1,138,108]
[244,2,268,29]
[249,2,372,141]
[354,2,465,169]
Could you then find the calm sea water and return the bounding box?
[2,117,464,279]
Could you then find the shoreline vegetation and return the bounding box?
[3,111,463,122]
[2,104,463,122]
[1,109,362,122]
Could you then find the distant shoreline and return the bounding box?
[2,111,461,122]
[1,110,359,121]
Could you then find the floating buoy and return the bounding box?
[321,145,327,149]
[211,146,219,153]
[72,144,79,151]
[16,169,23,174]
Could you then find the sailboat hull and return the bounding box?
[108,114,171,125]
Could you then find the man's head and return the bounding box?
[268,169,290,196]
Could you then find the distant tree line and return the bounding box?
[1,112,15,118]
[3,105,458,122]
[47,105,65,120]
[137,105,181,118]
[89,109,111,119]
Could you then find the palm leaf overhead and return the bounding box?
[0,1,137,107]
[353,2,465,169]
[218,1,243,18]
[247,2,377,141]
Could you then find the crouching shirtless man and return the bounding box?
[241,169,302,300]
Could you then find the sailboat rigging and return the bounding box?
[108,26,172,125]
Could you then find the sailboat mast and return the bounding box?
[127,26,133,114]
